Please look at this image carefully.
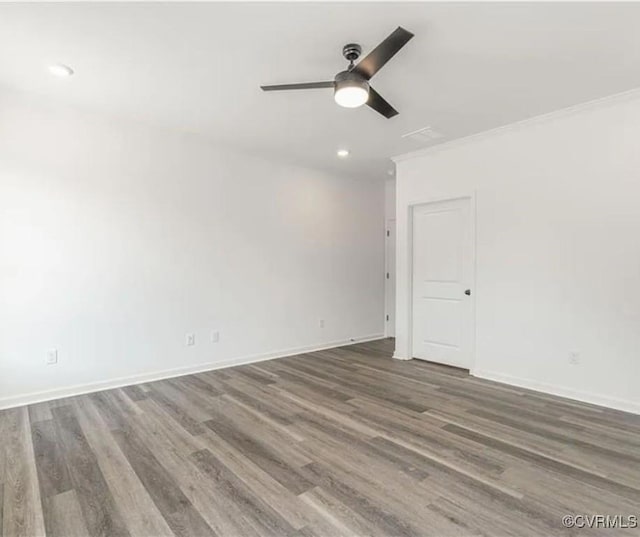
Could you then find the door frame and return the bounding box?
[406,192,477,372]
[384,218,396,338]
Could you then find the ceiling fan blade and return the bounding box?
[367,87,398,119]
[352,26,414,80]
[261,81,334,91]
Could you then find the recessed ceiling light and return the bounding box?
[48,64,74,77]
[337,149,350,158]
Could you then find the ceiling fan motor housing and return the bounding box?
[334,70,368,89]
[342,43,362,62]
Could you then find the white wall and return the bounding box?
[394,91,640,414]
[385,178,396,220]
[0,89,385,408]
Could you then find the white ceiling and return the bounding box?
[2,2,640,180]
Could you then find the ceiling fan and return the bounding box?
[260,27,414,119]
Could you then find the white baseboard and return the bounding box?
[0,334,384,410]
[473,369,640,415]
[392,352,412,361]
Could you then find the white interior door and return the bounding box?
[412,197,474,368]
[385,219,396,337]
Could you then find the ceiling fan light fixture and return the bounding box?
[333,71,369,108]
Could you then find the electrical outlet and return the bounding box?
[319,319,325,328]
[186,333,195,346]
[569,351,580,365]
[211,331,220,343]
[46,349,58,365]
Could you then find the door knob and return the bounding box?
[464,289,471,296]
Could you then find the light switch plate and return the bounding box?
[46,349,58,365]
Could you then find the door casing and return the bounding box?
[385,218,396,338]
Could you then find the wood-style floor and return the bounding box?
[1,339,639,537]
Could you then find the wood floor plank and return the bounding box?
[88,391,131,432]
[0,405,7,493]
[472,405,640,461]
[128,412,262,537]
[203,410,314,495]
[221,377,300,424]
[300,461,424,537]
[120,385,148,403]
[172,375,223,399]
[198,429,315,531]
[147,387,206,436]
[130,402,270,532]
[294,410,429,482]
[50,406,129,537]
[30,420,72,498]
[72,398,175,537]
[190,448,297,537]
[215,395,311,466]
[222,393,305,442]
[442,423,640,501]
[2,408,46,537]
[161,505,217,537]
[27,403,54,424]
[43,490,90,537]
[298,486,387,537]
[2,338,640,536]
[111,426,214,536]
[347,397,507,476]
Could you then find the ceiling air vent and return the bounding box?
[402,126,443,144]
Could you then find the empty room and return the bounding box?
[1,1,639,536]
